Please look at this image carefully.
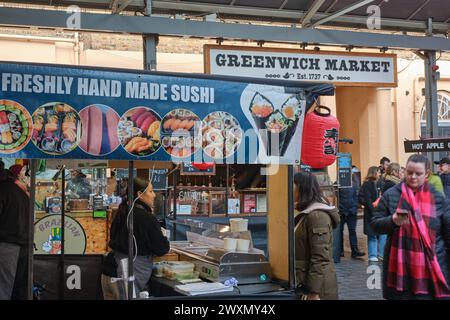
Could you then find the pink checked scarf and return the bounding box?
[387,182,450,298]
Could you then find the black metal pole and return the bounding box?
[60,167,65,300]
[27,159,37,300]
[225,164,229,215]
[172,168,177,241]
[287,165,295,289]
[127,160,134,300]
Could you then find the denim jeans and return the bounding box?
[367,234,387,259]
[340,214,359,253]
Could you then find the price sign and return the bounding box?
[149,169,168,191]
[337,153,352,188]
[180,163,216,175]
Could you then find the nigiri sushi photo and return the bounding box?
[79,104,121,156]
[118,106,162,157]
[161,108,200,134]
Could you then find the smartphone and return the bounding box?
[396,209,409,217]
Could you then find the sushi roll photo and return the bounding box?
[31,102,81,155]
[264,110,291,157]
[0,100,33,154]
[281,96,302,121]
[249,92,274,130]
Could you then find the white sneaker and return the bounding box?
[368,257,379,262]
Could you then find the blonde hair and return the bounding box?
[386,162,400,176]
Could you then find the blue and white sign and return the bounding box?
[0,62,311,164]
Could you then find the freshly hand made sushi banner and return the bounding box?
[0,62,307,164]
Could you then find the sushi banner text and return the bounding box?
[0,62,306,164]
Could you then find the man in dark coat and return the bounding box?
[0,168,30,300]
[436,156,450,199]
[338,173,365,259]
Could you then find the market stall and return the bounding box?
[0,61,333,299]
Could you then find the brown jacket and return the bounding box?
[295,202,340,300]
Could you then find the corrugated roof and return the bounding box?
[1,0,449,33]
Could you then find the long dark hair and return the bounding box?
[364,166,379,182]
[117,177,151,216]
[294,171,329,212]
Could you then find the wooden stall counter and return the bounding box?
[154,251,179,262]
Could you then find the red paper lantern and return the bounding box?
[301,106,340,169]
[192,162,215,170]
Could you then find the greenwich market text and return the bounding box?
[215,54,392,73]
[1,73,215,103]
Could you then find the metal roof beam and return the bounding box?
[407,0,431,20]
[111,0,120,12]
[311,0,375,27]
[279,0,289,10]
[0,7,449,51]
[147,0,449,33]
[302,0,326,27]
[113,0,135,14]
[325,0,339,13]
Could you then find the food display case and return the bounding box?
[171,241,272,285]
[167,219,272,286]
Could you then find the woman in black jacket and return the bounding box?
[359,166,386,262]
[109,177,170,299]
[371,154,450,300]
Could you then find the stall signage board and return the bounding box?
[149,168,168,190]
[205,45,397,87]
[337,153,352,188]
[181,162,216,175]
[34,214,87,254]
[0,61,308,164]
[404,138,450,153]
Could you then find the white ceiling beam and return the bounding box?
[407,0,431,20]
[302,0,326,27]
[279,0,289,10]
[111,0,120,13]
[311,0,375,28]
[325,0,339,13]
[113,0,135,14]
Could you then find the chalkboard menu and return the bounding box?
[149,169,168,190]
[337,153,352,188]
[180,163,216,176]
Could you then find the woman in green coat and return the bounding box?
[294,171,340,300]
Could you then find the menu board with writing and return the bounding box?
[149,169,168,190]
[180,163,216,175]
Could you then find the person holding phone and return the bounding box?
[371,154,450,300]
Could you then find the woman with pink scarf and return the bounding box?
[371,154,450,300]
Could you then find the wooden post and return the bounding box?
[267,165,289,281]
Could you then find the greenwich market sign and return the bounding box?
[205,45,397,87]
